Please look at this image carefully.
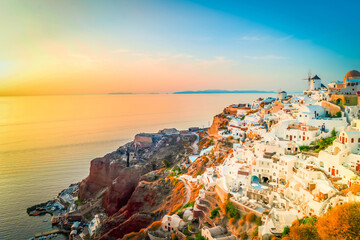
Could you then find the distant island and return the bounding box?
[173,89,275,94]
[108,92,161,95]
[108,90,275,95]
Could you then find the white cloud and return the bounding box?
[241,36,261,41]
[244,55,287,60]
[172,54,194,59]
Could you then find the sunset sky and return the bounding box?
[0,0,360,95]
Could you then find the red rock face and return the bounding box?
[102,166,148,215]
[99,213,153,240]
[99,178,185,240]
[78,157,124,200]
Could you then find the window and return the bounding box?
[352,138,354,143]
[358,138,360,143]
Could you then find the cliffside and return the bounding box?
[99,176,186,240]
[77,132,196,238]
[209,114,229,137]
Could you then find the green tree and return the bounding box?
[282,226,290,237]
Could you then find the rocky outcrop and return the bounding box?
[209,114,228,137]
[100,213,153,240]
[78,132,196,226]
[99,178,186,240]
[102,165,148,215]
[79,156,124,200]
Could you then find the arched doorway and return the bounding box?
[262,176,269,183]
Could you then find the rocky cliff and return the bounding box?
[78,132,196,238]
[209,114,229,137]
[99,176,186,240]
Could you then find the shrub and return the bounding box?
[331,128,337,137]
[299,146,310,151]
[183,201,195,208]
[229,217,237,225]
[149,221,161,230]
[195,233,206,240]
[225,201,240,219]
[239,219,245,226]
[240,232,248,240]
[183,228,191,236]
[171,233,179,240]
[255,216,262,226]
[252,226,259,238]
[317,202,360,240]
[282,226,290,237]
[163,159,170,168]
[246,213,256,223]
[210,207,220,219]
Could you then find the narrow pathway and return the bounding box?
[179,176,191,207]
[190,133,199,154]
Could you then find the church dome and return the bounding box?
[344,70,360,80]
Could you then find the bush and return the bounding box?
[299,146,310,152]
[239,219,245,226]
[282,225,290,237]
[252,226,259,238]
[183,228,191,236]
[171,233,179,240]
[225,201,240,219]
[195,233,206,240]
[331,128,337,137]
[149,221,161,230]
[210,207,220,219]
[240,232,248,240]
[229,217,238,225]
[163,159,170,168]
[183,201,195,208]
[317,202,360,240]
[255,216,262,226]
[246,213,256,223]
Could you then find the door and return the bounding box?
[290,135,292,141]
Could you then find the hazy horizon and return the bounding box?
[1,0,359,96]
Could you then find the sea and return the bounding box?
[0,93,275,240]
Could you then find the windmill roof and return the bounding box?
[311,75,321,80]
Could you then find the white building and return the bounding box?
[161,214,186,232]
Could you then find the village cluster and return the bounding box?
[149,70,360,239]
[29,70,360,240]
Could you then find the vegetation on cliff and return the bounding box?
[280,202,360,240]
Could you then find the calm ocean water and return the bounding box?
[0,93,275,240]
